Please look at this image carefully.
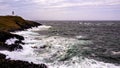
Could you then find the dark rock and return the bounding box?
[40,45,47,49]
[0,53,48,68]
[14,34,24,40]
[31,46,38,49]
[15,40,25,45]
[0,31,24,42]
[0,31,24,51]
[0,53,6,59]
[8,44,23,51]
[0,59,47,68]
[0,43,23,51]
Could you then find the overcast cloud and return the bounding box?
[0,0,120,20]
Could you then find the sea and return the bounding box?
[0,21,120,68]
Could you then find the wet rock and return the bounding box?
[0,43,23,51]
[0,31,24,51]
[0,53,47,68]
[31,46,38,49]
[40,45,47,49]
[0,31,24,42]
[8,44,23,51]
[14,34,24,40]
[0,59,47,68]
[15,40,25,45]
[0,53,6,59]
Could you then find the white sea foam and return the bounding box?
[27,25,52,31]
[5,37,18,45]
[0,25,120,68]
[49,57,120,68]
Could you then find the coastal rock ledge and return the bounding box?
[0,53,47,68]
[0,16,47,68]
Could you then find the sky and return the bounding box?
[0,0,120,20]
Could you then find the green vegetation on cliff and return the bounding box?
[0,16,40,32]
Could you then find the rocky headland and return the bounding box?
[0,16,47,68]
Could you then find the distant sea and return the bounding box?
[0,21,120,68]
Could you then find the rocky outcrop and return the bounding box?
[0,16,41,51]
[0,53,47,68]
[0,16,47,68]
[0,31,24,42]
[0,53,6,59]
[0,31,24,51]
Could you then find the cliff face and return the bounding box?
[0,16,41,32]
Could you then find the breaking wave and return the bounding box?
[0,25,119,68]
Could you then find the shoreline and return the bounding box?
[0,16,47,68]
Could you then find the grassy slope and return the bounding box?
[0,16,40,32]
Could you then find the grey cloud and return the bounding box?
[0,0,120,9]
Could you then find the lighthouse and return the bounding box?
[12,11,14,16]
